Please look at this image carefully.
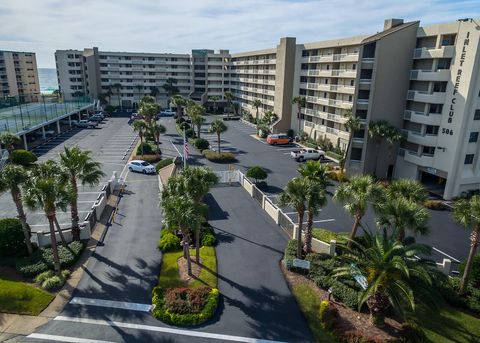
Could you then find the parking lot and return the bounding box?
[0,114,137,236]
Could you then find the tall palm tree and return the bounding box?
[132,120,148,156]
[252,99,262,122]
[334,229,442,326]
[0,132,20,155]
[162,194,203,276]
[292,96,306,134]
[150,86,160,101]
[305,181,327,253]
[209,95,220,113]
[341,108,362,171]
[209,119,228,153]
[453,195,480,295]
[24,161,70,275]
[298,160,332,190]
[334,175,382,248]
[190,105,206,138]
[112,83,122,108]
[368,120,404,178]
[151,123,166,154]
[162,78,179,108]
[224,91,234,117]
[171,95,186,118]
[279,177,310,259]
[139,100,160,126]
[135,85,144,101]
[0,164,33,255]
[385,179,428,204]
[263,111,278,126]
[59,146,105,241]
[375,196,429,242]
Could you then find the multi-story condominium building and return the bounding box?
[0,50,40,102]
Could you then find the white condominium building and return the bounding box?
[0,50,40,102]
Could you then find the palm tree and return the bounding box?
[279,177,310,258]
[375,196,429,242]
[209,119,228,153]
[368,120,404,178]
[224,91,234,117]
[59,146,105,241]
[112,83,122,108]
[263,111,278,126]
[341,108,362,171]
[0,132,20,155]
[135,84,144,101]
[162,194,203,276]
[151,123,166,154]
[334,175,382,248]
[24,161,71,275]
[139,100,160,126]
[150,86,160,101]
[190,105,206,138]
[305,181,327,253]
[209,95,220,114]
[298,160,332,190]
[453,195,480,295]
[162,78,179,107]
[334,229,442,326]
[252,99,262,122]
[181,167,218,262]
[292,96,306,134]
[0,164,33,255]
[132,120,148,156]
[171,95,186,118]
[385,179,428,204]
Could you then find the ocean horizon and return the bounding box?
[38,68,58,94]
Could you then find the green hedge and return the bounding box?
[156,158,174,173]
[158,232,181,252]
[136,143,155,155]
[312,228,348,245]
[0,218,26,257]
[284,239,297,262]
[201,225,216,246]
[325,151,343,161]
[152,286,219,326]
[9,149,37,166]
[191,138,210,151]
[202,150,236,163]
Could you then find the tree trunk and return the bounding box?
[217,133,221,153]
[70,176,80,241]
[341,133,353,171]
[297,109,301,135]
[196,229,200,263]
[347,214,361,249]
[373,140,381,178]
[460,226,480,295]
[11,188,33,255]
[297,210,305,259]
[47,216,61,275]
[304,210,314,254]
[54,217,68,246]
[197,124,201,138]
[186,243,192,276]
[396,226,406,243]
[140,134,144,156]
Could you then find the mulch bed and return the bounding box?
[177,256,203,284]
[281,263,404,342]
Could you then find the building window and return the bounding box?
[474,110,480,120]
[350,80,354,86]
[465,154,474,165]
[352,63,356,70]
[469,132,479,143]
[348,95,353,102]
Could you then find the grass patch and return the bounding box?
[159,247,217,289]
[414,303,480,343]
[0,273,54,315]
[312,228,348,244]
[325,151,343,161]
[291,283,336,343]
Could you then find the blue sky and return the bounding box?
[0,0,478,68]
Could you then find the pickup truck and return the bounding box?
[158,110,176,117]
[290,148,325,162]
[74,120,98,129]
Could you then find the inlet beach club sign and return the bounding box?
[442,31,470,137]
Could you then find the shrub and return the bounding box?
[9,149,37,166]
[185,128,196,139]
[192,138,209,151]
[159,232,181,252]
[136,143,154,155]
[164,287,211,314]
[402,320,426,343]
[179,122,190,131]
[16,256,49,278]
[152,286,219,326]
[460,255,480,288]
[246,166,268,183]
[104,105,115,114]
[287,129,294,138]
[42,241,84,268]
[319,300,337,331]
[423,199,446,210]
[0,218,26,257]
[35,270,55,284]
[330,281,359,310]
[312,228,348,245]
[156,158,174,172]
[202,150,236,163]
[201,233,216,246]
[176,118,185,125]
[131,154,161,163]
[41,275,65,290]
[284,239,297,262]
[328,170,348,183]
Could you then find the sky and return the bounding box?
[1,0,479,68]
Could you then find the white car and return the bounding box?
[291,148,325,162]
[128,160,156,174]
[74,120,97,128]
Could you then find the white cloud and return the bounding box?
[0,0,478,67]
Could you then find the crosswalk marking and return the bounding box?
[52,316,287,343]
[27,333,114,343]
[70,297,152,312]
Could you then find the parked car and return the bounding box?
[34,129,56,138]
[158,110,176,117]
[290,148,325,162]
[266,133,293,145]
[128,160,156,174]
[74,120,97,129]
[88,115,104,122]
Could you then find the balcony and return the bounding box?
[301,69,332,77]
[410,69,450,82]
[306,96,329,105]
[407,90,446,104]
[413,46,455,59]
[404,110,442,125]
[299,82,330,91]
[403,150,434,168]
[329,99,353,109]
[331,69,357,78]
[404,129,438,146]
[330,85,355,94]
[302,53,359,63]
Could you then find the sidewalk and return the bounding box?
[0,194,119,341]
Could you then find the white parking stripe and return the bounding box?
[27,333,114,343]
[53,316,287,343]
[70,297,152,312]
